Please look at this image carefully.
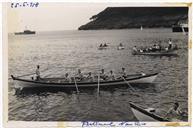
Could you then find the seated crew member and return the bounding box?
[76,69,84,81]
[100,69,108,80]
[99,43,103,47]
[108,70,116,80]
[103,43,108,47]
[35,65,41,81]
[164,102,185,121]
[119,43,123,47]
[152,44,157,52]
[86,72,94,82]
[132,46,138,52]
[64,73,71,82]
[120,67,127,78]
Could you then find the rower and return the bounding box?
[35,65,41,81]
[108,70,116,80]
[86,72,94,82]
[64,73,71,82]
[76,69,84,81]
[164,102,185,120]
[168,38,173,50]
[99,43,103,47]
[103,43,107,47]
[120,67,127,78]
[100,69,107,80]
[119,43,123,47]
[132,46,138,52]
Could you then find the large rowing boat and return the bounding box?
[132,51,178,57]
[129,102,169,122]
[11,73,158,89]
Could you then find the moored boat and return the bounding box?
[129,102,169,122]
[14,30,36,35]
[11,73,158,89]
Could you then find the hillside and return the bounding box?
[78,7,188,30]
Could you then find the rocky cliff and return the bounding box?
[78,7,188,30]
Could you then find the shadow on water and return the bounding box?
[14,83,157,97]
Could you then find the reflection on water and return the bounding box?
[8,29,188,121]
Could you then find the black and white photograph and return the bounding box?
[2,2,192,127]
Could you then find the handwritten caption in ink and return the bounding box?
[11,2,39,8]
[81,121,147,127]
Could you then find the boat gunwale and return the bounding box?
[11,73,158,85]
[129,102,169,122]
[132,52,178,56]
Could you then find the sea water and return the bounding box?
[8,29,188,121]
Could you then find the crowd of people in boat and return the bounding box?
[34,65,145,82]
[132,39,178,53]
[99,43,125,50]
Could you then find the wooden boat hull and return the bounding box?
[132,51,178,56]
[117,46,125,50]
[129,102,169,122]
[11,73,158,89]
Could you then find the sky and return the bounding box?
[7,3,116,32]
[6,2,189,32]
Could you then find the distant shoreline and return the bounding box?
[78,7,188,30]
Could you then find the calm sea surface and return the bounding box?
[8,29,188,121]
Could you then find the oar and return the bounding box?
[121,76,135,92]
[10,72,35,79]
[73,77,80,93]
[97,73,100,94]
[8,67,49,79]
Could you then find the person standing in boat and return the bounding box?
[168,38,173,50]
[164,102,185,121]
[100,69,108,80]
[108,70,116,80]
[35,65,41,81]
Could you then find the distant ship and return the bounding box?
[14,30,36,35]
[172,23,188,32]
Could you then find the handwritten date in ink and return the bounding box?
[11,2,39,8]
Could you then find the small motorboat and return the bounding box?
[129,102,169,122]
[11,73,158,89]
